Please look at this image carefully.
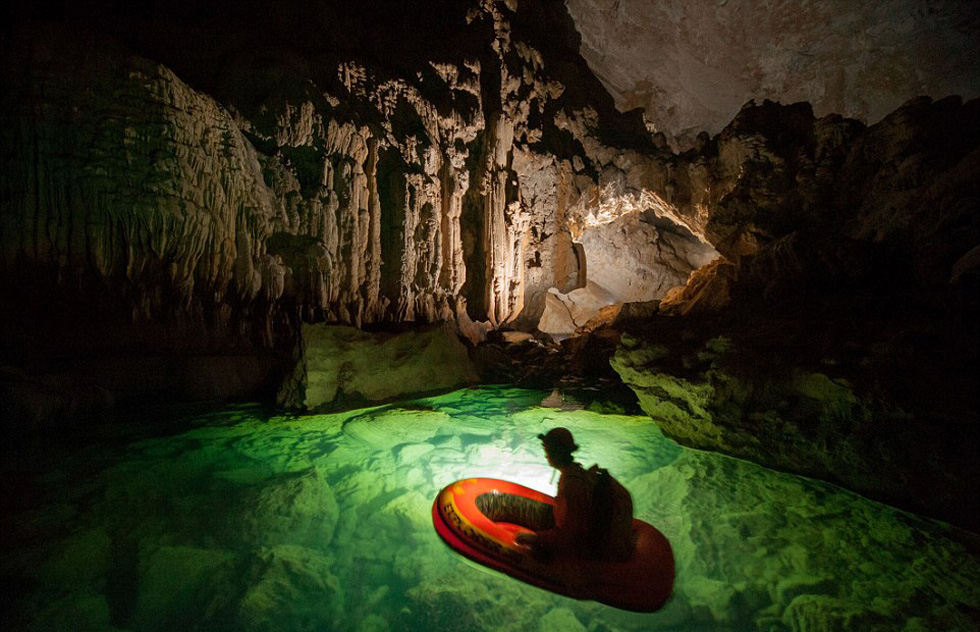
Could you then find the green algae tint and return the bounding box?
[2,386,978,632]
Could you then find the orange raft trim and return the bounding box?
[431,477,675,612]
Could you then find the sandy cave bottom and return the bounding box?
[3,386,979,632]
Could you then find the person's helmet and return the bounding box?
[538,427,578,453]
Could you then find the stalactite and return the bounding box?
[1,5,725,349]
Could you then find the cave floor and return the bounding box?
[2,386,978,632]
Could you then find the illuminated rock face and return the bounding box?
[539,210,717,336]
[25,2,966,350]
[1,4,684,353]
[2,35,285,334]
[565,0,980,148]
[0,29,474,341]
[278,324,478,411]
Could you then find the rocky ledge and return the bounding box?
[609,96,979,531]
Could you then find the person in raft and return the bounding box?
[516,427,634,562]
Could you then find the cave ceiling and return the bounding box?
[564,0,980,147]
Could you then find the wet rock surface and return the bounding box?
[278,324,478,412]
[608,95,980,531]
[612,305,979,531]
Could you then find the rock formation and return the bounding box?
[0,2,680,353]
[611,96,980,530]
[278,324,478,411]
[1,0,717,414]
[1,0,977,529]
[565,0,980,148]
[539,208,717,336]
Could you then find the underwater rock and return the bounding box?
[3,386,979,631]
[133,544,236,630]
[343,409,451,452]
[405,574,555,632]
[21,593,115,632]
[237,468,340,548]
[656,449,980,632]
[379,490,433,533]
[537,607,587,632]
[278,324,478,411]
[780,594,863,632]
[231,545,342,632]
[394,443,436,468]
[37,528,112,592]
[356,614,390,632]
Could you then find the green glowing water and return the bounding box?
[3,386,978,631]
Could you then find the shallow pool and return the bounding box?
[2,386,978,631]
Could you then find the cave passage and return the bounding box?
[1,386,978,631]
[538,205,718,337]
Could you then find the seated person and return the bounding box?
[516,427,634,562]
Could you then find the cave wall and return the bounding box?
[3,1,975,365]
[0,5,602,355]
[1,0,733,360]
[611,95,980,530]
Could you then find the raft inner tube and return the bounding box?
[475,491,555,534]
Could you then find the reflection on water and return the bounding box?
[2,386,978,631]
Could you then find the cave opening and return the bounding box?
[536,198,718,339]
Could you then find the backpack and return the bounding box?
[587,465,633,559]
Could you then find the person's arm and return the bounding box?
[554,474,591,545]
[518,475,591,559]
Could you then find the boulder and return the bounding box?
[278,324,478,411]
[538,282,617,338]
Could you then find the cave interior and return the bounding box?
[1,1,979,631]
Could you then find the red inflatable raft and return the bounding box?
[432,477,674,612]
